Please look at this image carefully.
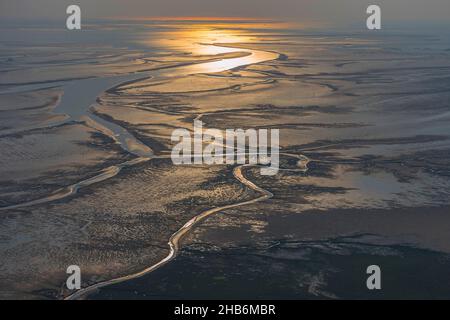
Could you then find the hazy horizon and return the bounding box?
[1,0,450,27]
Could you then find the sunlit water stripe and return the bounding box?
[168,46,279,75]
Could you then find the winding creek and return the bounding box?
[2,42,310,299]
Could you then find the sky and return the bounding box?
[1,0,450,25]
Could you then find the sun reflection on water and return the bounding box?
[139,20,283,73]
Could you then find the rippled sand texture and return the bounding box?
[1,20,450,299]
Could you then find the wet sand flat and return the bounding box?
[1,19,450,299]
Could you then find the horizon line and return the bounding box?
[105,16,275,21]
